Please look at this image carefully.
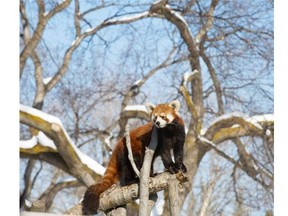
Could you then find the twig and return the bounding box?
[125,124,140,176]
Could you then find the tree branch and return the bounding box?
[20,0,72,74]
[168,175,180,216]
[195,0,219,43]
[139,126,158,216]
[150,1,203,118]
[65,172,189,215]
[125,124,140,177]
[20,104,103,185]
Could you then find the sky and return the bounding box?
[0,0,286,215]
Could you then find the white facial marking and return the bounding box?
[166,113,174,123]
[156,117,167,128]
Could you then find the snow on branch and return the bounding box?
[83,11,150,36]
[203,112,274,143]
[122,105,150,120]
[20,104,105,180]
[20,131,57,154]
[150,0,203,126]
[179,70,200,132]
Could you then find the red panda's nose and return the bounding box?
[156,121,160,126]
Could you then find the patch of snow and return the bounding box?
[104,134,113,149]
[107,11,149,23]
[198,136,217,148]
[244,114,273,131]
[84,28,94,34]
[183,70,199,86]
[200,128,207,136]
[231,124,240,128]
[246,114,274,123]
[20,104,62,125]
[20,136,37,149]
[195,36,201,44]
[170,9,188,27]
[209,112,246,127]
[59,124,106,176]
[43,77,52,85]
[71,37,79,46]
[244,116,263,130]
[37,132,56,149]
[208,112,273,131]
[76,150,105,176]
[25,199,32,208]
[165,4,171,9]
[20,132,57,150]
[133,79,143,86]
[266,129,272,136]
[124,105,148,113]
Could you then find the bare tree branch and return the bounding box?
[125,124,140,177]
[198,180,216,216]
[168,175,181,216]
[139,126,158,216]
[20,0,72,74]
[65,172,188,215]
[195,0,219,43]
[39,180,82,211]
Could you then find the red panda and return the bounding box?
[82,100,186,214]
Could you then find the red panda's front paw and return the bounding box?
[166,163,187,174]
[166,163,180,174]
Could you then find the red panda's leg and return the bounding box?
[119,151,140,186]
[160,148,177,174]
[173,144,187,173]
[173,129,187,173]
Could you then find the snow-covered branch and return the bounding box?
[180,70,201,133]
[150,0,203,118]
[20,104,104,185]
[122,105,150,120]
[203,113,274,144]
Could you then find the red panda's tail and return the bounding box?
[82,146,121,215]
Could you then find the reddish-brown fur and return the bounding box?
[82,102,186,214]
[82,123,154,214]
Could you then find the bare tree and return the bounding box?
[20,0,273,215]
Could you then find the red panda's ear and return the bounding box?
[169,100,180,112]
[145,102,155,114]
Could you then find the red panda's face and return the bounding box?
[145,100,180,128]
